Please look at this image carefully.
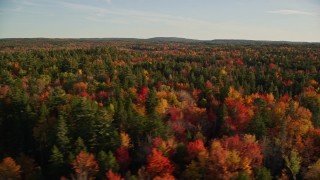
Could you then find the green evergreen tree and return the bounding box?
[146,114,167,139]
[34,103,50,145]
[301,96,320,128]
[74,137,87,155]
[247,112,266,140]
[254,167,273,180]
[71,97,97,146]
[235,172,250,180]
[125,112,147,143]
[94,108,120,151]
[98,151,119,173]
[56,115,70,152]
[48,145,68,179]
[215,104,228,137]
[145,88,158,115]
[48,87,67,115]
[49,145,63,165]
[114,98,127,128]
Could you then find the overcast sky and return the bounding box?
[1,0,319,41]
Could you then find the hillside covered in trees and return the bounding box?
[1,39,320,179]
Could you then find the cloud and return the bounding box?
[58,2,319,41]
[60,2,216,27]
[266,9,317,16]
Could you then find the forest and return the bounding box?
[0,39,320,180]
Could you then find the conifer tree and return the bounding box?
[146,88,158,115]
[49,145,64,165]
[74,137,87,155]
[56,115,70,152]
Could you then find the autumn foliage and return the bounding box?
[106,169,123,180]
[115,147,131,169]
[187,139,206,159]
[0,157,21,179]
[191,134,262,179]
[146,148,175,177]
[72,151,99,179]
[1,40,320,179]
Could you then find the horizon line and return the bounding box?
[1,37,320,43]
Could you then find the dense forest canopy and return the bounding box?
[1,39,320,179]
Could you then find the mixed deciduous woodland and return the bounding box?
[1,39,320,179]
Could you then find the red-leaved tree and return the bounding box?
[146,148,174,178]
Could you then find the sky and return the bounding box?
[0,0,320,42]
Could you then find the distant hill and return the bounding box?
[147,37,201,43]
[146,37,319,45]
[206,39,319,45]
[1,37,319,46]
[148,38,320,45]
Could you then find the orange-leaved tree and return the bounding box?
[220,134,263,168]
[224,87,253,132]
[0,157,21,179]
[206,135,263,179]
[106,169,123,180]
[146,148,174,178]
[72,151,99,180]
[187,139,206,160]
